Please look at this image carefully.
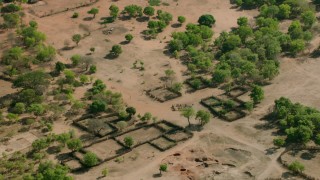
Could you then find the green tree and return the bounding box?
[250,85,264,104]
[56,133,71,147]
[67,138,82,151]
[178,16,186,24]
[237,17,248,26]
[124,5,143,18]
[36,45,56,62]
[110,45,122,57]
[3,13,20,28]
[170,82,183,93]
[71,54,81,66]
[83,152,98,167]
[301,10,316,29]
[159,164,168,175]
[158,11,173,25]
[143,6,155,17]
[89,100,106,114]
[164,69,175,85]
[278,4,291,19]
[12,102,26,114]
[125,34,134,42]
[32,138,49,152]
[273,138,285,147]
[89,65,97,74]
[288,161,305,173]
[87,8,99,18]
[244,101,254,113]
[196,110,211,126]
[180,107,195,126]
[36,161,72,180]
[124,136,134,148]
[116,121,128,131]
[102,167,109,177]
[109,4,119,19]
[55,61,65,74]
[289,39,305,56]
[17,89,43,105]
[212,69,231,84]
[198,14,215,27]
[14,70,51,93]
[72,34,81,46]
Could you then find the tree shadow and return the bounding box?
[118,15,131,21]
[56,152,72,161]
[99,17,115,24]
[309,49,320,58]
[60,46,75,51]
[136,16,149,22]
[185,124,203,132]
[120,41,129,45]
[83,17,93,21]
[265,147,278,155]
[46,145,62,154]
[300,151,316,160]
[104,53,118,60]
[152,173,162,178]
[171,23,181,28]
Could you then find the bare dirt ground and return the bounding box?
[2,0,319,179]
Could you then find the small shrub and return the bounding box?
[288,161,305,173]
[72,12,79,18]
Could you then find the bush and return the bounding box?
[110,45,122,57]
[124,136,134,148]
[273,138,285,147]
[72,12,79,18]
[198,14,215,27]
[288,161,305,173]
[89,100,106,114]
[89,65,97,74]
[178,16,186,24]
[82,152,98,167]
[125,34,134,42]
[12,102,26,114]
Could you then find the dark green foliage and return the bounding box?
[198,14,215,27]
[87,8,99,18]
[3,13,20,28]
[123,5,143,18]
[83,152,98,167]
[110,45,122,57]
[250,85,264,104]
[91,79,106,95]
[55,61,65,73]
[272,97,320,145]
[17,89,43,105]
[126,106,136,116]
[1,3,21,13]
[157,11,173,25]
[67,138,82,151]
[124,136,134,148]
[125,34,133,42]
[71,12,79,18]
[18,22,46,47]
[178,16,186,24]
[149,0,161,6]
[72,34,81,46]
[13,70,51,93]
[89,65,97,74]
[143,6,155,17]
[273,138,285,147]
[109,4,119,19]
[288,161,305,173]
[89,100,106,113]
